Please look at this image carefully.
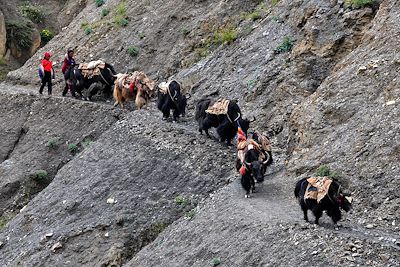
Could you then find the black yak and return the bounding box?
[294,177,352,225]
[157,81,190,121]
[195,98,254,145]
[236,135,272,198]
[68,62,117,100]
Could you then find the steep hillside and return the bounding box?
[0,0,399,266]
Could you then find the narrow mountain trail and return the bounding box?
[1,83,399,266]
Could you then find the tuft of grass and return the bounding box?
[116,1,127,16]
[175,196,190,208]
[127,46,139,57]
[185,208,196,220]
[40,29,54,44]
[81,21,89,28]
[0,56,6,66]
[34,170,48,183]
[47,138,58,149]
[271,0,280,6]
[246,11,262,21]
[115,17,129,27]
[211,258,221,266]
[19,4,45,23]
[84,26,93,35]
[213,26,237,45]
[315,165,340,179]
[83,138,93,148]
[68,143,78,153]
[274,36,295,54]
[5,20,33,50]
[345,0,375,8]
[180,27,190,36]
[95,0,105,7]
[101,8,110,18]
[138,32,146,39]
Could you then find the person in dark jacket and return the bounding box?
[39,51,54,95]
[61,48,77,96]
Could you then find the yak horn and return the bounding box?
[186,93,192,99]
[262,153,271,165]
[250,116,256,123]
[234,113,241,122]
[244,161,251,166]
[344,196,353,203]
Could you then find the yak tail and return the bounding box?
[294,177,308,198]
[105,63,117,75]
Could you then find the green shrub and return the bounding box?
[138,32,146,39]
[345,0,374,8]
[0,56,5,66]
[127,46,139,57]
[248,11,262,21]
[315,165,340,179]
[116,1,127,16]
[274,36,295,54]
[175,196,190,208]
[34,170,48,182]
[114,17,129,27]
[20,4,45,23]
[213,26,237,45]
[95,0,105,7]
[211,258,221,266]
[47,138,58,148]
[180,27,190,36]
[5,20,33,50]
[84,26,93,35]
[83,138,93,148]
[101,8,110,17]
[185,208,196,220]
[271,0,280,5]
[40,29,54,44]
[68,143,78,153]
[81,21,89,28]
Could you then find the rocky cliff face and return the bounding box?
[0,0,399,266]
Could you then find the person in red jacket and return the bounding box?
[39,51,54,95]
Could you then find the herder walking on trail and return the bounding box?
[61,48,77,97]
[39,51,54,95]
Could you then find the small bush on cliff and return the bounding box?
[95,0,105,7]
[345,0,375,8]
[213,25,237,45]
[68,143,78,154]
[274,36,295,54]
[315,165,340,179]
[34,170,48,183]
[47,138,58,149]
[40,29,54,44]
[175,196,190,208]
[20,4,45,23]
[5,20,33,50]
[114,1,129,27]
[127,46,139,57]
[101,8,110,17]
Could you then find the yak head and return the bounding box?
[244,147,264,183]
[336,193,353,212]
[169,80,191,116]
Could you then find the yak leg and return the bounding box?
[241,174,252,198]
[202,117,214,138]
[300,201,309,222]
[312,207,323,225]
[161,105,170,120]
[172,108,180,122]
[327,206,342,224]
[251,177,256,193]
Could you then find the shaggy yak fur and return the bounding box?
[195,98,253,145]
[236,138,273,198]
[113,72,156,110]
[294,177,352,225]
[157,81,190,121]
[68,62,117,100]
